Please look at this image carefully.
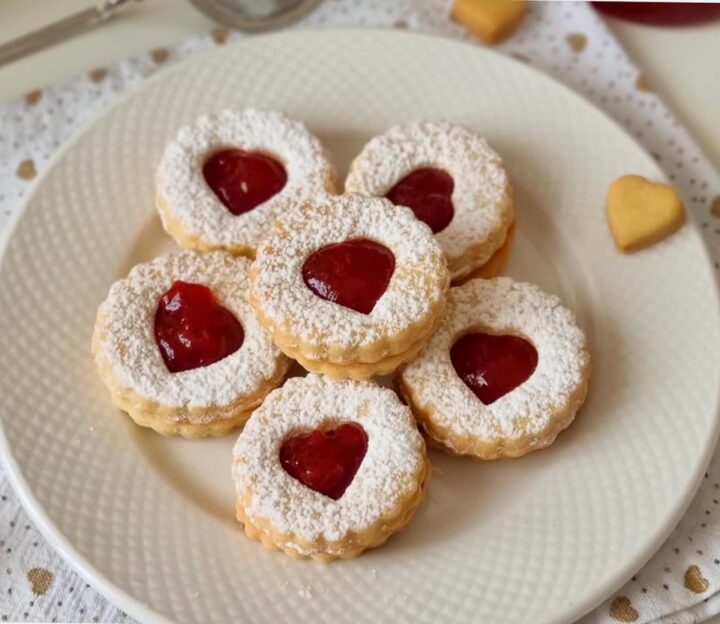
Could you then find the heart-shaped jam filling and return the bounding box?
[279,422,368,500]
[451,332,538,405]
[202,148,287,215]
[385,167,454,234]
[302,238,395,314]
[154,280,244,373]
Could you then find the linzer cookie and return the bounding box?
[397,277,590,459]
[92,251,290,437]
[249,194,449,379]
[345,121,514,282]
[156,109,336,256]
[232,374,430,561]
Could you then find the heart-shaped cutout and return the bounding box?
[155,280,244,373]
[203,148,287,215]
[385,167,455,233]
[280,422,368,500]
[451,332,538,405]
[302,238,395,314]
[606,174,685,252]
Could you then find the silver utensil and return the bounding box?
[0,0,142,68]
[0,0,321,69]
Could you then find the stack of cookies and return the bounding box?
[92,109,590,561]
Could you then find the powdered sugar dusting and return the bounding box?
[93,250,286,411]
[345,122,513,278]
[250,193,448,352]
[401,277,590,440]
[157,109,335,252]
[232,374,425,543]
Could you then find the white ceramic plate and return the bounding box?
[0,30,718,624]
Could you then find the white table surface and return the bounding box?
[0,2,719,623]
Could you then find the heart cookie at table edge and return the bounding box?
[452,0,527,44]
[605,174,685,253]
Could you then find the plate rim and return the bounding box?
[0,27,718,624]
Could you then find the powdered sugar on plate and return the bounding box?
[93,250,287,411]
[345,122,513,280]
[401,277,590,441]
[232,374,426,543]
[156,109,336,254]
[250,193,448,353]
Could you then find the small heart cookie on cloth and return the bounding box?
[606,174,685,252]
[452,0,527,44]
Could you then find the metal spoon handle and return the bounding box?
[0,0,139,68]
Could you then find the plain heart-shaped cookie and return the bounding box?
[452,0,527,44]
[279,422,368,500]
[302,238,395,314]
[606,174,685,252]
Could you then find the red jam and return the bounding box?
[450,332,538,405]
[592,2,720,26]
[385,167,454,234]
[302,238,395,314]
[154,280,244,373]
[279,423,368,500]
[202,148,287,215]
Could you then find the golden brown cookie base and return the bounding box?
[446,187,514,282]
[156,187,256,258]
[287,331,431,379]
[128,404,255,437]
[453,221,515,285]
[156,172,337,258]
[92,313,290,438]
[396,359,591,460]
[251,286,447,369]
[235,454,431,561]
